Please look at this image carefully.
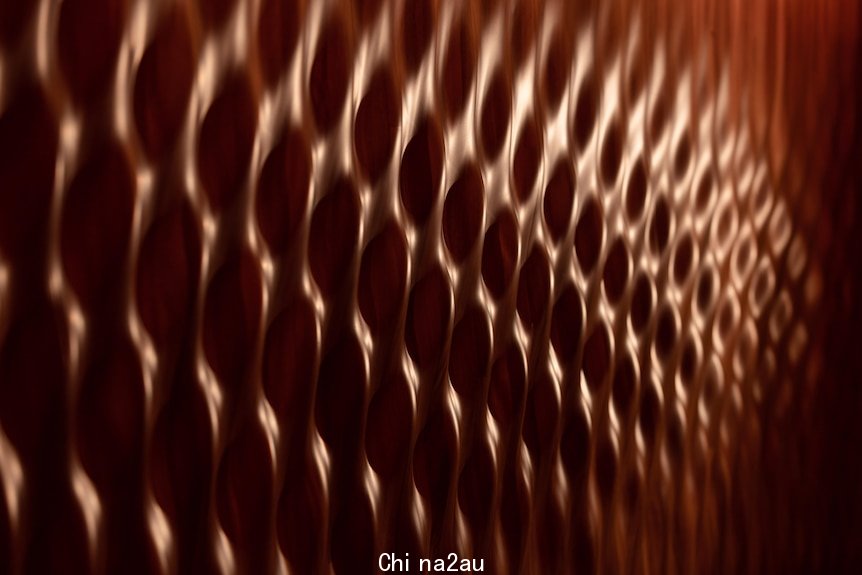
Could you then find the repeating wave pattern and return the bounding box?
[0,0,860,573]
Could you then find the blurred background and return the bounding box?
[0,0,860,573]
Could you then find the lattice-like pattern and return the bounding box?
[0,0,859,574]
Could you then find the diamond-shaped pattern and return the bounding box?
[0,0,861,574]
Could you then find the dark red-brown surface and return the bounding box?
[0,0,861,574]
